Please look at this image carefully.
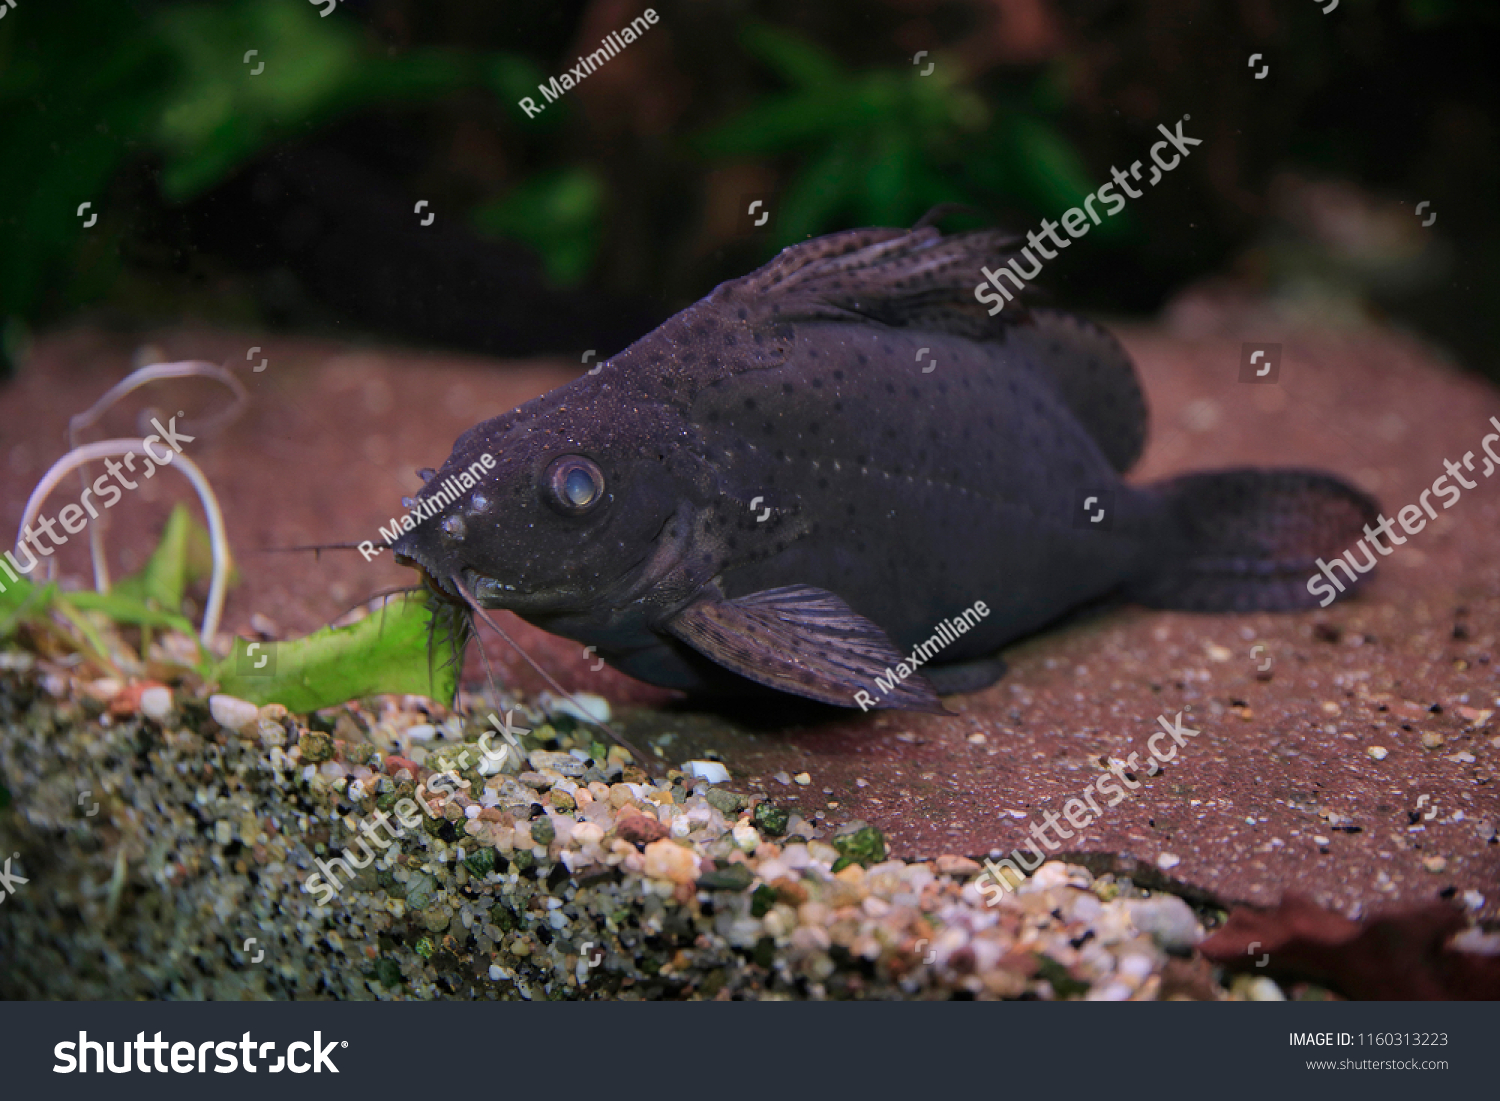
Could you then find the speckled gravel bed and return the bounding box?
[0,652,1288,1001]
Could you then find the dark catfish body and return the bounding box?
[392,224,1376,710]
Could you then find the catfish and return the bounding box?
[391,223,1377,712]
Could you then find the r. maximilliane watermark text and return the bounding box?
[854,600,990,711]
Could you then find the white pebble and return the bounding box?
[682,760,730,784]
[1156,852,1181,870]
[1367,745,1388,761]
[1116,953,1155,985]
[572,822,604,846]
[140,686,173,720]
[464,804,481,820]
[488,964,503,981]
[732,822,759,852]
[209,694,260,733]
[540,691,611,724]
[405,723,437,742]
[1245,976,1286,1001]
[793,772,811,786]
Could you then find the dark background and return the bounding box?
[2,0,1495,375]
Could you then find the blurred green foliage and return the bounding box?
[696,23,1124,247]
[150,3,466,202]
[472,166,604,286]
[2,0,1493,370]
[0,2,1108,344]
[0,0,472,333]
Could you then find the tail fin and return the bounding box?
[1129,469,1379,612]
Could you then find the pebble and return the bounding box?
[571,822,604,846]
[793,772,811,786]
[529,750,588,778]
[140,686,173,721]
[86,678,123,703]
[1128,896,1201,952]
[540,692,611,724]
[1156,852,1181,870]
[1116,953,1155,986]
[616,809,669,844]
[934,854,981,876]
[683,760,730,784]
[209,694,260,734]
[1244,976,1286,1001]
[1366,745,1388,761]
[642,839,699,884]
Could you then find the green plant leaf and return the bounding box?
[697,23,1096,249]
[1006,114,1100,218]
[471,167,603,285]
[152,0,469,201]
[739,22,847,89]
[109,503,195,611]
[696,88,870,155]
[211,592,461,712]
[773,136,863,244]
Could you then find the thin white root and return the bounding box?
[67,360,247,595]
[15,439,232,645]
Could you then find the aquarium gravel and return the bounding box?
[0,654,1274,1001]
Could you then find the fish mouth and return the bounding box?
[393,552,465,607]
[393,551,570,614]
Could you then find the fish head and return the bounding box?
[391,388,696,617]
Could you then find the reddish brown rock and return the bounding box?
[383,755,421,777]
[615,808,669,844]
[1200,892,1500,1000]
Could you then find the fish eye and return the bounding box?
[544,455,605,516]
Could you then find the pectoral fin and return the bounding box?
[663,585,947,713]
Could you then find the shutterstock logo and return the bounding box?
[0,853,27,902]
[54,1032,346,1074]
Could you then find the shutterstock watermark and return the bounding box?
[973,711,1201,903]
[0,416,195,595]
[304,711,528,905]
[0,852,27,904]
[974,115,1202,314]
[1306,415,1500,607]
[854,600,990,711]
[53,1031,344,1074]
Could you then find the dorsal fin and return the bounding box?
[712,225,1030,339]
[1002,309,1149,473]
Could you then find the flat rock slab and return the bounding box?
[3,320,1496,922]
